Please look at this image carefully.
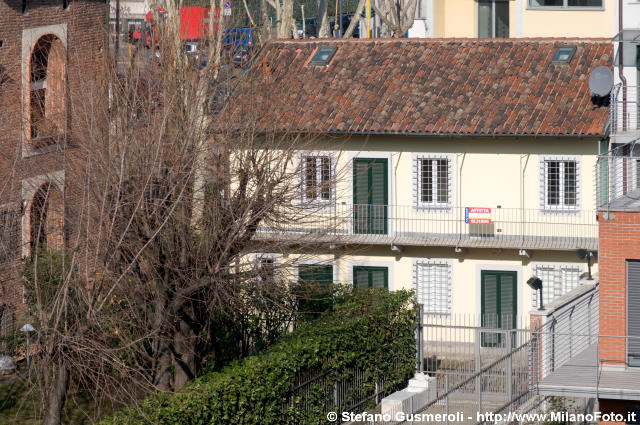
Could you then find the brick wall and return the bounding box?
[598,211,640,366]
[0,0,106,324]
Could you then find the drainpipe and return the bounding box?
[620,0,627,131]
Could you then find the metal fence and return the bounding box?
[420,314,530,390]
[596,153,640,208]
[257,205,597,250]
[610,84,640,135]
[283,364,398,424]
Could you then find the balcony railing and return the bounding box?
[256,205,597,250]
[596,154,640,208]
[610,84,640,136]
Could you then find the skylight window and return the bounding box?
[552,46,576,63]
[309,46,337,66]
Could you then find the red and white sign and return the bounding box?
[466,207,491,224]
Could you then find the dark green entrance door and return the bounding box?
[353,158,388,234]
[481,270,517,347]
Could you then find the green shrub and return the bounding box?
[100,288,416,425]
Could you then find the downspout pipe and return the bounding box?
[620,0,627,131]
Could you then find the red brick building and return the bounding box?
[0,0,106,335]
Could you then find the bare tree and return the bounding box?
[12,7,349,425]
[372,0,417,37]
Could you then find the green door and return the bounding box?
[481,270,517,347]
[297,265,334,318]
[353,158,388,234]
[353,266,388,289]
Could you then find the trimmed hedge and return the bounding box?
[100,288,416,425]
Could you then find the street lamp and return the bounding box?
[576,249,596,280]
[20,323,35,373]
[527,276,544,310]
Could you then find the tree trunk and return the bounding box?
[277,0,294,38]
[43,359,69,425]
[173,317,196,390]
[317,0,330,38]
[261,0,270,41]
[343,0,365,37]
[153,339,172,391]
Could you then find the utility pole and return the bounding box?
[339,0,342,37]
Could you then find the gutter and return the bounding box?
[620,0,628,131]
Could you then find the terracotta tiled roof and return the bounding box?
[228,38,612,137]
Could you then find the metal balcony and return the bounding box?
[532,283,640,400]
[255,205,597,251]
[597,154,640,209]
[610,84,640,138]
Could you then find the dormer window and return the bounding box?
[309,46,337,66]
[552,46,576,63]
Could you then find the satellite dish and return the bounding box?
[588,66,613,97]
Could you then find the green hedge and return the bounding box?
[100,288,416,425]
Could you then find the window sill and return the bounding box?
[540,207,580,215]
[24,136,64,157]
[298,200,335,209]
[414,204,453,212]
[526,6,604,11]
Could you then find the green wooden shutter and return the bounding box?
[298,265,333,285]
[481,271,499,347]
[353,266,388,289]
[500,272,517,330]
[353,160,370,234]
[482,270,517,347]
[370,160,387,234]
[371,268,388,288]
[352,159,387,235]
[297,265,333,318]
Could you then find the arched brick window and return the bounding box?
[28,35,66,142]
[29,183,63,253]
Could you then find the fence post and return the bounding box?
[445,375,449,425]
[375,381,379,405]
[506,329,513,406]
[417,304,424,373]
[475,327,481,398]
[333,381,338,412]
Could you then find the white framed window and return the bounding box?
[528,0,603,9]
[413,154,452,210]
[540,156,580,212]
[531,263,582,308]
[414,259,452,315]
[253,253,278,283]
[300,153,334,204]
[478,0,509,38]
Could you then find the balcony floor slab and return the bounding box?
[538,344,640,400]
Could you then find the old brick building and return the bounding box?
[0,0,106,335]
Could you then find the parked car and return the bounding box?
[184,42,199,58]
[223,28,257,51]
[232,48,249,68]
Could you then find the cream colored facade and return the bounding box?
[269,135,603,320]
[406,0,615,39]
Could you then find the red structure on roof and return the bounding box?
[179,6,220,40]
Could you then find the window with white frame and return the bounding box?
[529,0,602,8]
[255,254,277,283]
[541,157,579,211]
[531,263,581,308]
[414,155,451,209]
[414,260,452,314]
[301,154,333,202]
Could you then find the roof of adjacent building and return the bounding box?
[228,38,612,137]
